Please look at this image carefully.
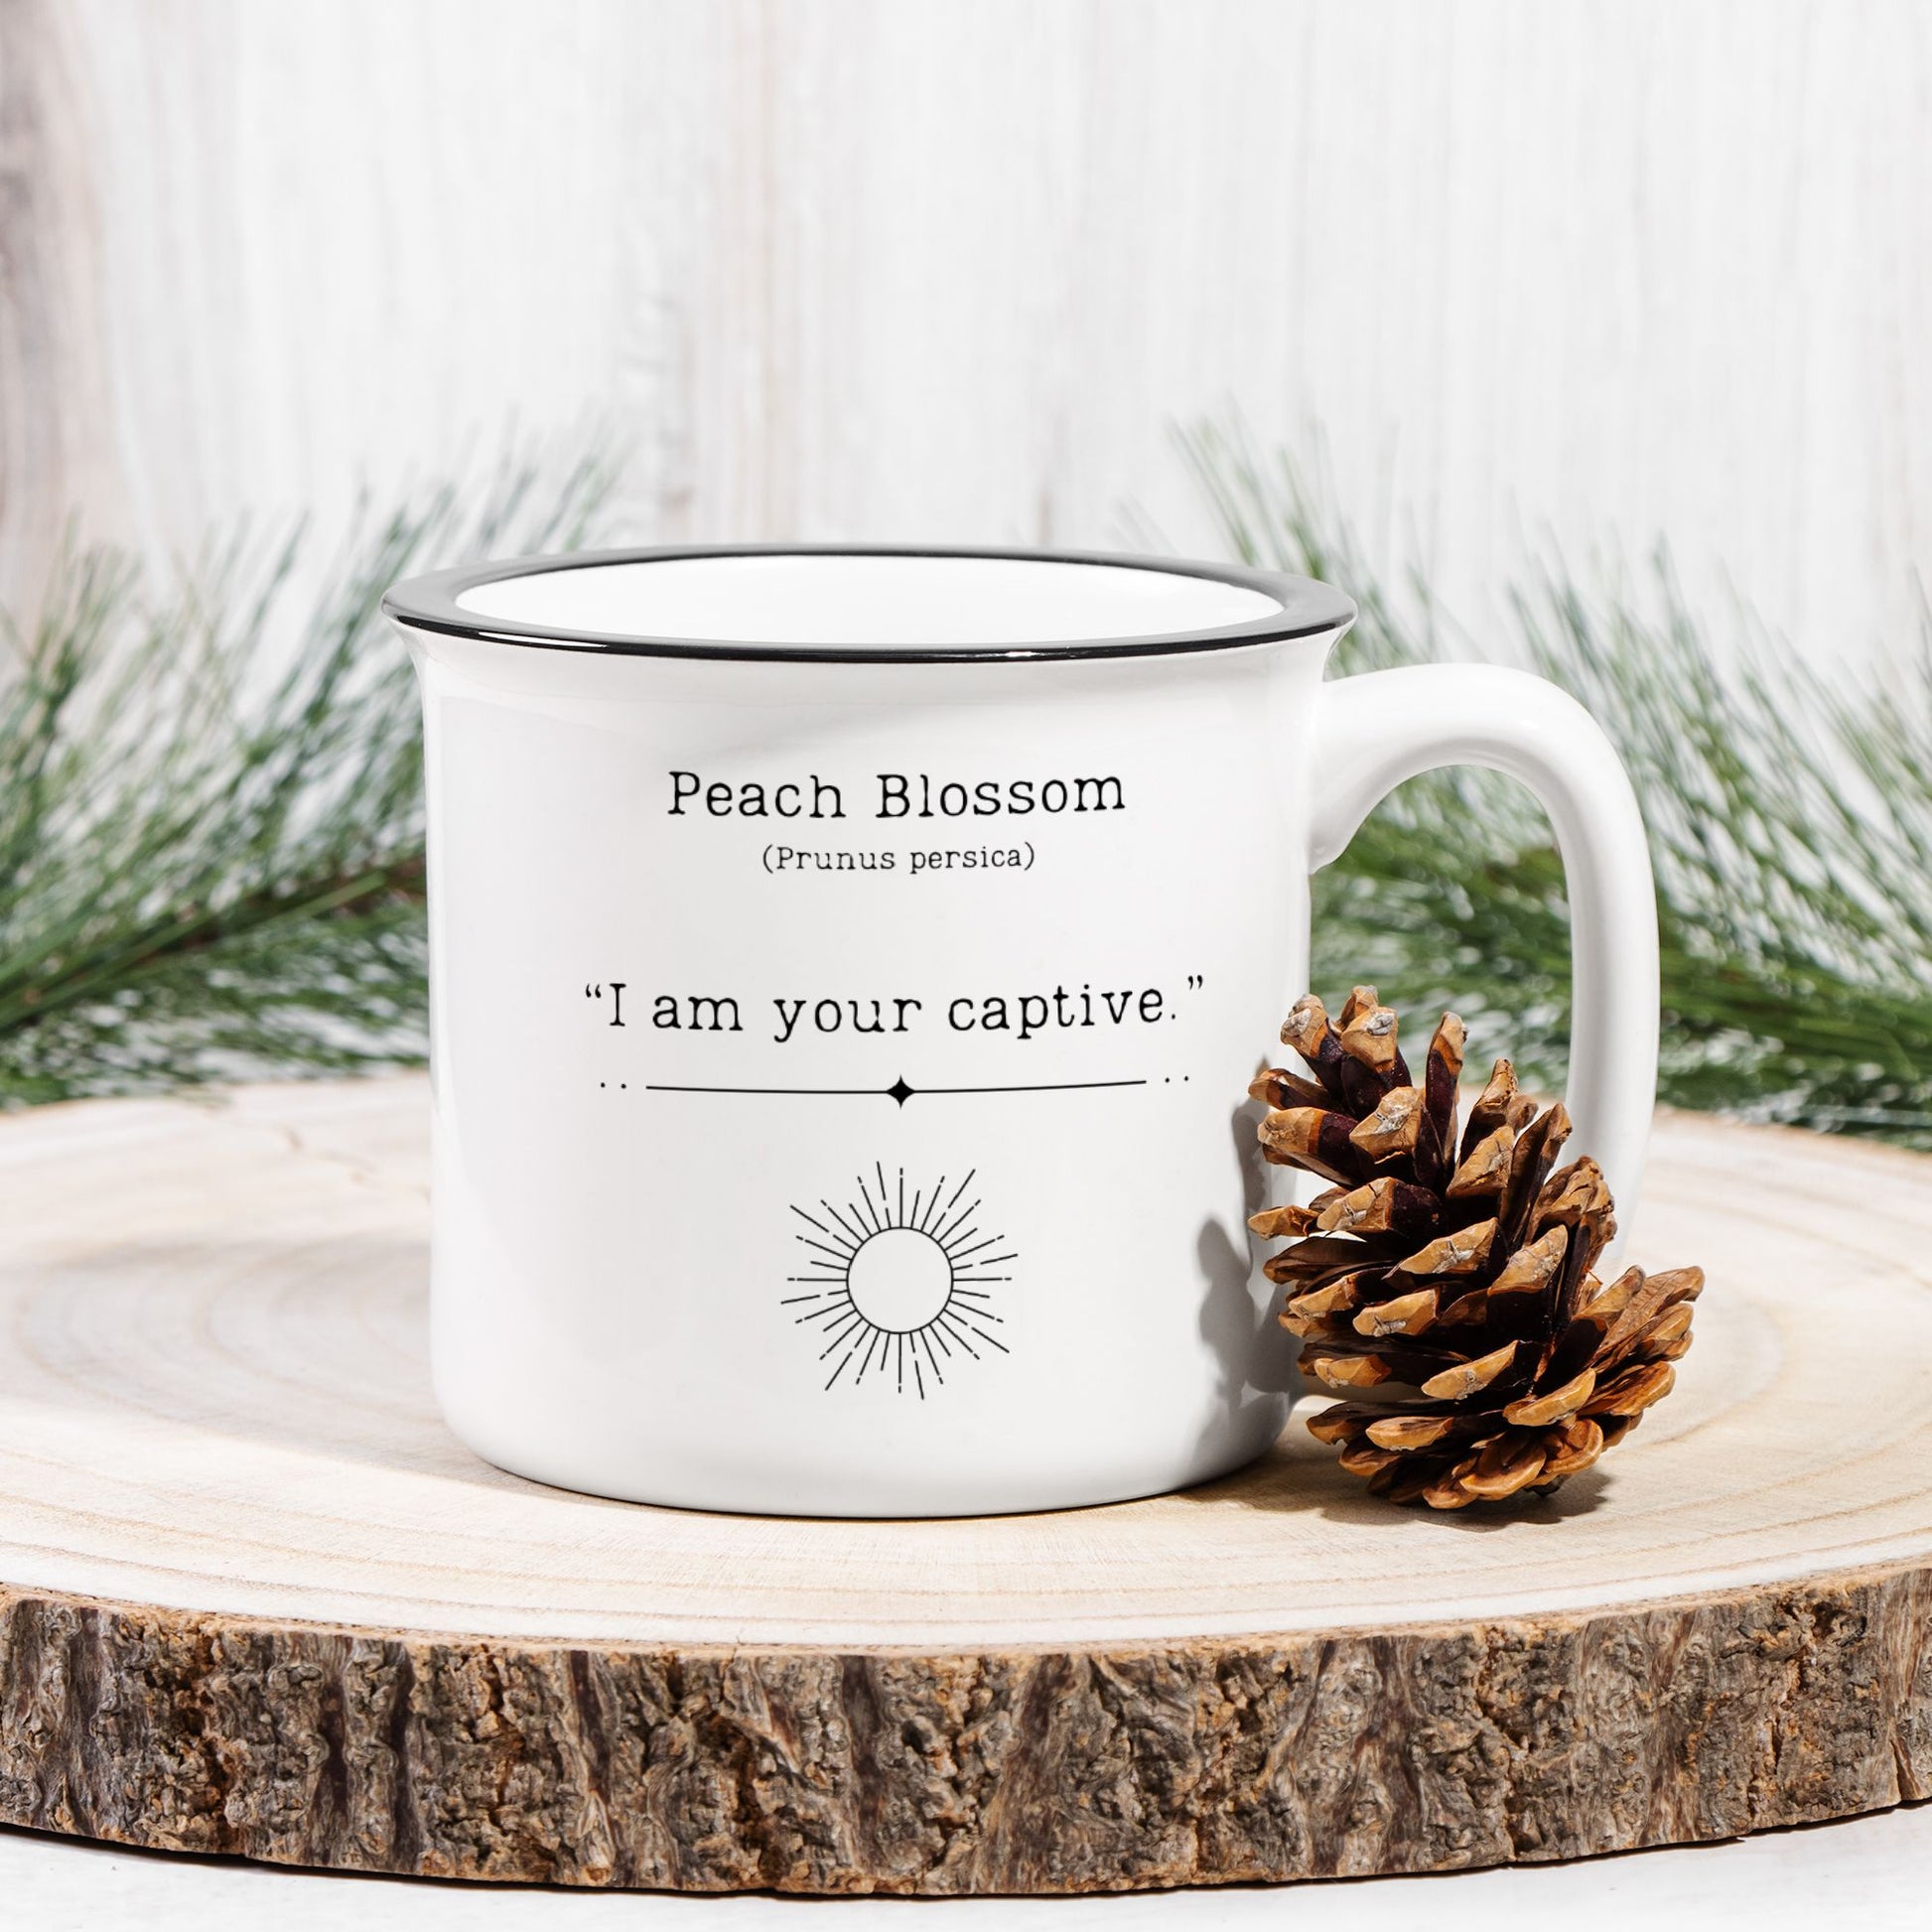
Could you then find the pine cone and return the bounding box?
[1251,986,1701,1509]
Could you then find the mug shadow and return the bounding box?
[1186,1097,1307,1472]
[1175,1433,1614,1528]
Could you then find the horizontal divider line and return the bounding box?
[917,1079,1148,1095]
[647,1084,878,1096]
[643,1078,1148,1097]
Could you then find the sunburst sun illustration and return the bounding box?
[785,1166,1014,1398]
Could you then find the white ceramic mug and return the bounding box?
[382,547,1657,1518]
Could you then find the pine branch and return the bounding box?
[1181,419,1932,1147]
[0,456,613,1104]
[9,429,1927,1148]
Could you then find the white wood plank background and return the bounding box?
[5,0,1928,664]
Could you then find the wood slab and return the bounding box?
[0,1077,1928,1893]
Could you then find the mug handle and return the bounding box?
[1307,663,1658,1251]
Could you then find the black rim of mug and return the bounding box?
[380,542,1356,664]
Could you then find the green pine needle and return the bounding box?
[1182,419,1932,1148]
[6,433,1928,1147]
[0,456,612,1104]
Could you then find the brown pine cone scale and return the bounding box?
[1252,987,1701,1509]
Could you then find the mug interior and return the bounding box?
[455,552,1281,649]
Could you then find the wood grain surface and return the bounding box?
[0,1076,1929,1891]
[4,0,1928,662]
